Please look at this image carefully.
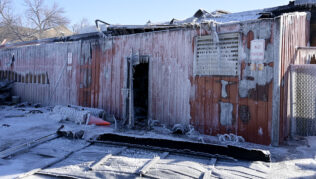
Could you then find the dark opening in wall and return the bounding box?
[30,74,33,83]
[38,74,41,84]
[310,10,316,64]
[11,54,15,66]
[41,74,45,84]
[25,74,29,83]
[133,62,149,126]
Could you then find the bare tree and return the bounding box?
[24,0,69,39]
[72,18,90,34]
[0,0,31,42]
[0,0,70,42]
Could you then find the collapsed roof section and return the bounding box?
[101,0,316,35]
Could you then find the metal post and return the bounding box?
[128,50,134,128]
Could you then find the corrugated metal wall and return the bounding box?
[112,30,193,125]
[191,20,276,145]
[0,15,309,145]
[0,42,80,106]
[279,12,310,143]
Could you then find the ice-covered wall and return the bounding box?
[295,0,316,6]
[190,19,276,145]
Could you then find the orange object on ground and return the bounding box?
[88,115,111,126]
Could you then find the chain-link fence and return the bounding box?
[291,64,316,136]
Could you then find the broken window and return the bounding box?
[194,33,240,76]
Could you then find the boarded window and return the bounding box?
[194,33,240,76]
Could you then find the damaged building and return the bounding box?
[0,0,316,146]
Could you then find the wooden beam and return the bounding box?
[16,143,92,179]
[202,158,217,179]
[89,147,127,171]
[139,152,169,177]
[0,133,58,159]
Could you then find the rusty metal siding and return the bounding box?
[189,20,276,145]
[102,30,193,124]
[0,41,80,106]
[279,12,310,143]
[0,18,295,145]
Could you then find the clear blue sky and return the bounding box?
[14,0,291,25]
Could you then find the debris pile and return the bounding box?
[52,105,110,126]
[0,80,14,104]
[67,105,105,118]
[53,105,89,124]
[218,133,245,143]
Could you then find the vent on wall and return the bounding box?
[194,33,240,76]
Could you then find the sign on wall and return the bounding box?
[250,39,265,61]
[194,33,240,76]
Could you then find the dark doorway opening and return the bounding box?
[133,62,149,127]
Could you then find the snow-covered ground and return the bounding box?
[0,105,315,178]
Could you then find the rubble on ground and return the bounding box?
[0,80,14,104]
[0,103,315,178]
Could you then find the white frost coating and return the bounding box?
[258,127,263,136]
[53,105,89,124]
[295,48,316,64]
[218,133,245,143]
[220,102,233,126]
[77,24,108,34]
[295,0,316,6]
[170,9,263,25]
[68,105,105,118]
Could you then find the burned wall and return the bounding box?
[0,42,81,106]
[0,17,295,145]
[278,12,310,143]
[190,19,276,145]
[0,29,194,124]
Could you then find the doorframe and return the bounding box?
[122,53,150,128]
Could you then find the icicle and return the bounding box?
[211,22,219,43]
[296,48,316,64]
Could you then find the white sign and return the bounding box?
[68,52,73,65]
[250,39,265,61]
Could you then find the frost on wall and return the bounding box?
[295,48,316,64]
[220,102,233,126]
[295,0,316,6]
[238,21,274,99]
[194,33,240,76]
